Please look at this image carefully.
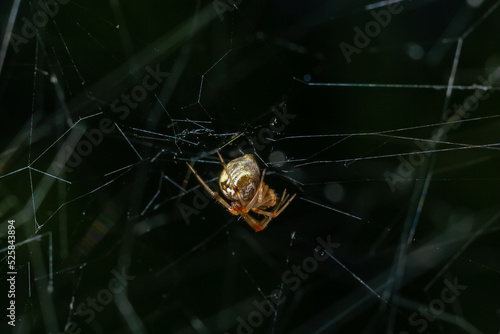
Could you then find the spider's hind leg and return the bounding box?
[240,211,265,232]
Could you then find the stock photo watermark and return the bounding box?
[399,276,468,334]
[6,220,17,327]
[179,103,296,224]
[52,64,169,173]
[63,267,135,334]
[10,0,71,54]
[384,72,496,192]
[235,102,296,155]
[225,235,340,334]
[340,2,403,63]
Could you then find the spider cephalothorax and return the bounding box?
[187,152,295,231]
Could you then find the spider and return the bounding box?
[186,152,296,232]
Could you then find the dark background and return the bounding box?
[1,0,499,333]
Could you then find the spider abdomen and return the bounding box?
[219,154,260,202]
[187,152,296,232]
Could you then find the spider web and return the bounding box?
[1,0,500,333]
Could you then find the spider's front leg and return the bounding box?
[186,162,238,215]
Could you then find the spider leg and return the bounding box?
[244,169,266,212]
[274,190,297,217]
[251,208,277,218]
[257,170,266,203]
[186,162,238,215]
[258,216,273,231]
[255,185,278,208]
[256,190,297,230]
[216,151,228,169]
[240,210,265,232]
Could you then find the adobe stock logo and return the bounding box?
[235,102,297,155]
[384,72,496,192]
[340,2,403,63]
[64,267,135,334]
[10,0,70,54]
[226,235,340,334]
[399,277,468,334]
[52,64,169,174]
